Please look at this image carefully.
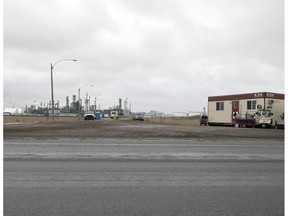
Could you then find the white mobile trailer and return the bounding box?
[208,92,284,128]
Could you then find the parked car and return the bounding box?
[133,113,144,121]
[84,114,95,120]
[199,114,208,126]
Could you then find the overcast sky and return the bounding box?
[3,0,284,113]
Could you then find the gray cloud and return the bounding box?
[3,0,284,113]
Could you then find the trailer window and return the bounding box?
[247,100,256,110]
[216,102,224,111]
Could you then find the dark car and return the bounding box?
[199,114,208,125]
[84,114,95,120]
[133,113,144,121]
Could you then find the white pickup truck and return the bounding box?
[110,111,118,119]
[254,110,273,128]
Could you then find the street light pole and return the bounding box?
[50,59,77,120]
[78,88,81,119]
[50,63,54,120]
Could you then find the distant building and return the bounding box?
[172,112,187,117]
[3,108,24,116]
[172,112,201,117]
[187,112,201,117]
[149,110,165,118]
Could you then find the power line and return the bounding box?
[53,70,74,94]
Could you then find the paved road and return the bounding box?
[4,139,284,216]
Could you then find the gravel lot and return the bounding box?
[4,117,284,141]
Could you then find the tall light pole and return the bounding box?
[51,59,77,120]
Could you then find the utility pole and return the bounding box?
[94,97,97,114]
[78,88,81,118]
[50,59,77,120]
[130,103,132,114]
[50,63,54,120]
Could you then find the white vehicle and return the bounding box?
[133,113,144,121]
[110,111,118,119]
[258,117,272,127]
[254,110,273,128]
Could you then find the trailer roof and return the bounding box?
[208,92,284,102]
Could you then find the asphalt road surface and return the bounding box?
[4,139,284,216]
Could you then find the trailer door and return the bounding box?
[232,101,239,124]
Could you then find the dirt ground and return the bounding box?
[3,116,284,141]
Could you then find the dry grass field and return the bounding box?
[4,115,200,125]
[4,115,79,123]
[4,115,284,141]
